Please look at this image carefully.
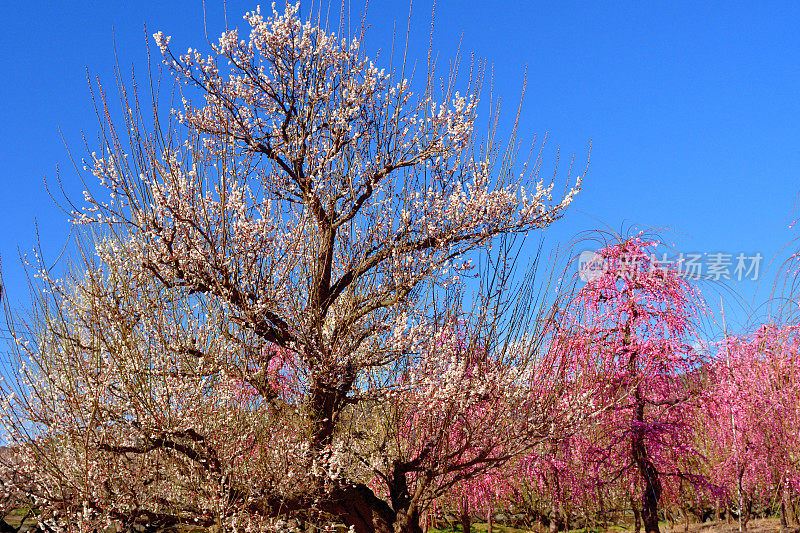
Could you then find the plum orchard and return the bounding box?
[1,6,798,530]
[428,239,800,533]
[0,4,587,532]
[703,324,800,532]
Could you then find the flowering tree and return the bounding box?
[0,4,585,532]
[704,324,800,531]
[556,236,706,533]
[386,319,586,533]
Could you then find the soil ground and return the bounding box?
[432,518,791,533]
[4,513,792,532]
[656,518,791,533]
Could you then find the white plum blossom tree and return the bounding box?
[0,4,587,532]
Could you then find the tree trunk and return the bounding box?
[322,483,397,533]
[386,462,424,533]
[460,497,470,533]
[632,399,662,533]
[548,456,563,533]
[487,508,493,533]
[626,317,662,533]
[665,508,674,532]
[637,449,661,533]
[597,485,606,530]
[460,512,470,533]
[249,482,398,533]
[782,485,796,529]
[681,506,689,532]
[781,500,788,530]
[632,496,642,533]
[740,497,751,533]
[737,467,746,533]
[393,509,423,533]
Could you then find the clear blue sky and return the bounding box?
[1,1,799,334]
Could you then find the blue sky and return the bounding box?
[1,1,799,334]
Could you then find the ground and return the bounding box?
[430,518,792,533]
[2,513,794,532]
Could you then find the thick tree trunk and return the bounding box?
[536,510,549,532]
[272,479,421,533]
[632,401,662,533]
[487,508,493,533]
[460,512,470,533]
[387,462,424,533]
[326,487,424,533]
[322,483,397,533]
[247,482,396,533]
[460,498,471,533]
[635,451,662,532]
[393,509,423,533]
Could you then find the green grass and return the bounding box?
[2,506,38,528]
[428,524,532,532]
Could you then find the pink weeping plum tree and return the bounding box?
[0,3,589,532]
[704,324,800,532]
[551,235,708,533]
